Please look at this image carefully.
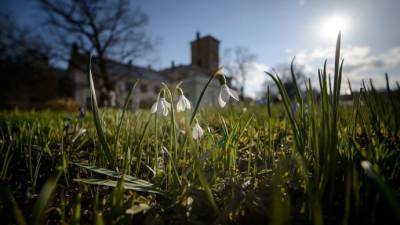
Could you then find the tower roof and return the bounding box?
[190,35,220,44]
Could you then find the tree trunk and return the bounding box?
[97,53,112,107]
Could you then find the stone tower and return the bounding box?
[191,32,220,72]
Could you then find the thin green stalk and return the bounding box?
[154,113,159,173]
[87,55,113,164]
[134,114,153,175]
[31,168,62,225]
[114,80,138,159]
[161,83,178,162]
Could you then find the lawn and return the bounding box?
[0,35,399,225]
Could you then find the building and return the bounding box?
[68,47,165,109]
[69,32,224,109]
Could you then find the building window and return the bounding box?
[140,84,148,93]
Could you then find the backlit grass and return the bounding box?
[0,34,399,225]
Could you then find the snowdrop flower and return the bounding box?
[215,69,239,107]
[176,88,191,112]
[192,119,204,140]
[151,97,171,116]
[218,84,239,107]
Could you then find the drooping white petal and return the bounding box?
[184,96,192,110]
[227,86,239,101]
[151,101,158,113]
[163,106,169,116]
[163,99,171,109]
[160,99,169,117]
[176,96,185,112]
[177,95,191,112]
[192,122,204,140]
[157,100,164,116]
[151,98,170,116]
[218,85,231,107]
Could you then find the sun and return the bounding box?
[320,16,348,41]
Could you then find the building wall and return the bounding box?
[71,68,164,109]
[181,73,220,107]
[130,80,162,108]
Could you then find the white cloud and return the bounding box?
[229,62,270,99]
[292,45,400,91]
[236,45,400,99]
[244,62,271,99]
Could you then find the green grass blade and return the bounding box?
[31,169,62,225]
[114,80,138,154]
[87,55,113,164]
[72,162,156,187]
[361,161,400,218]
[74,178,164,195]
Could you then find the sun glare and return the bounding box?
[320,16,348,41]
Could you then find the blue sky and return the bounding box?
[2,0,400,98]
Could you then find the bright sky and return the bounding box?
[2,0,400,98]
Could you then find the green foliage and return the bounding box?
[1,34,400,225]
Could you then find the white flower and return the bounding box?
[218,84,239,107]
[176,94,191,112]
[151,98,171,116]
[192,121,204,140]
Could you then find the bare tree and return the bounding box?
[223,46,256,99]
[39,0,154,102]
